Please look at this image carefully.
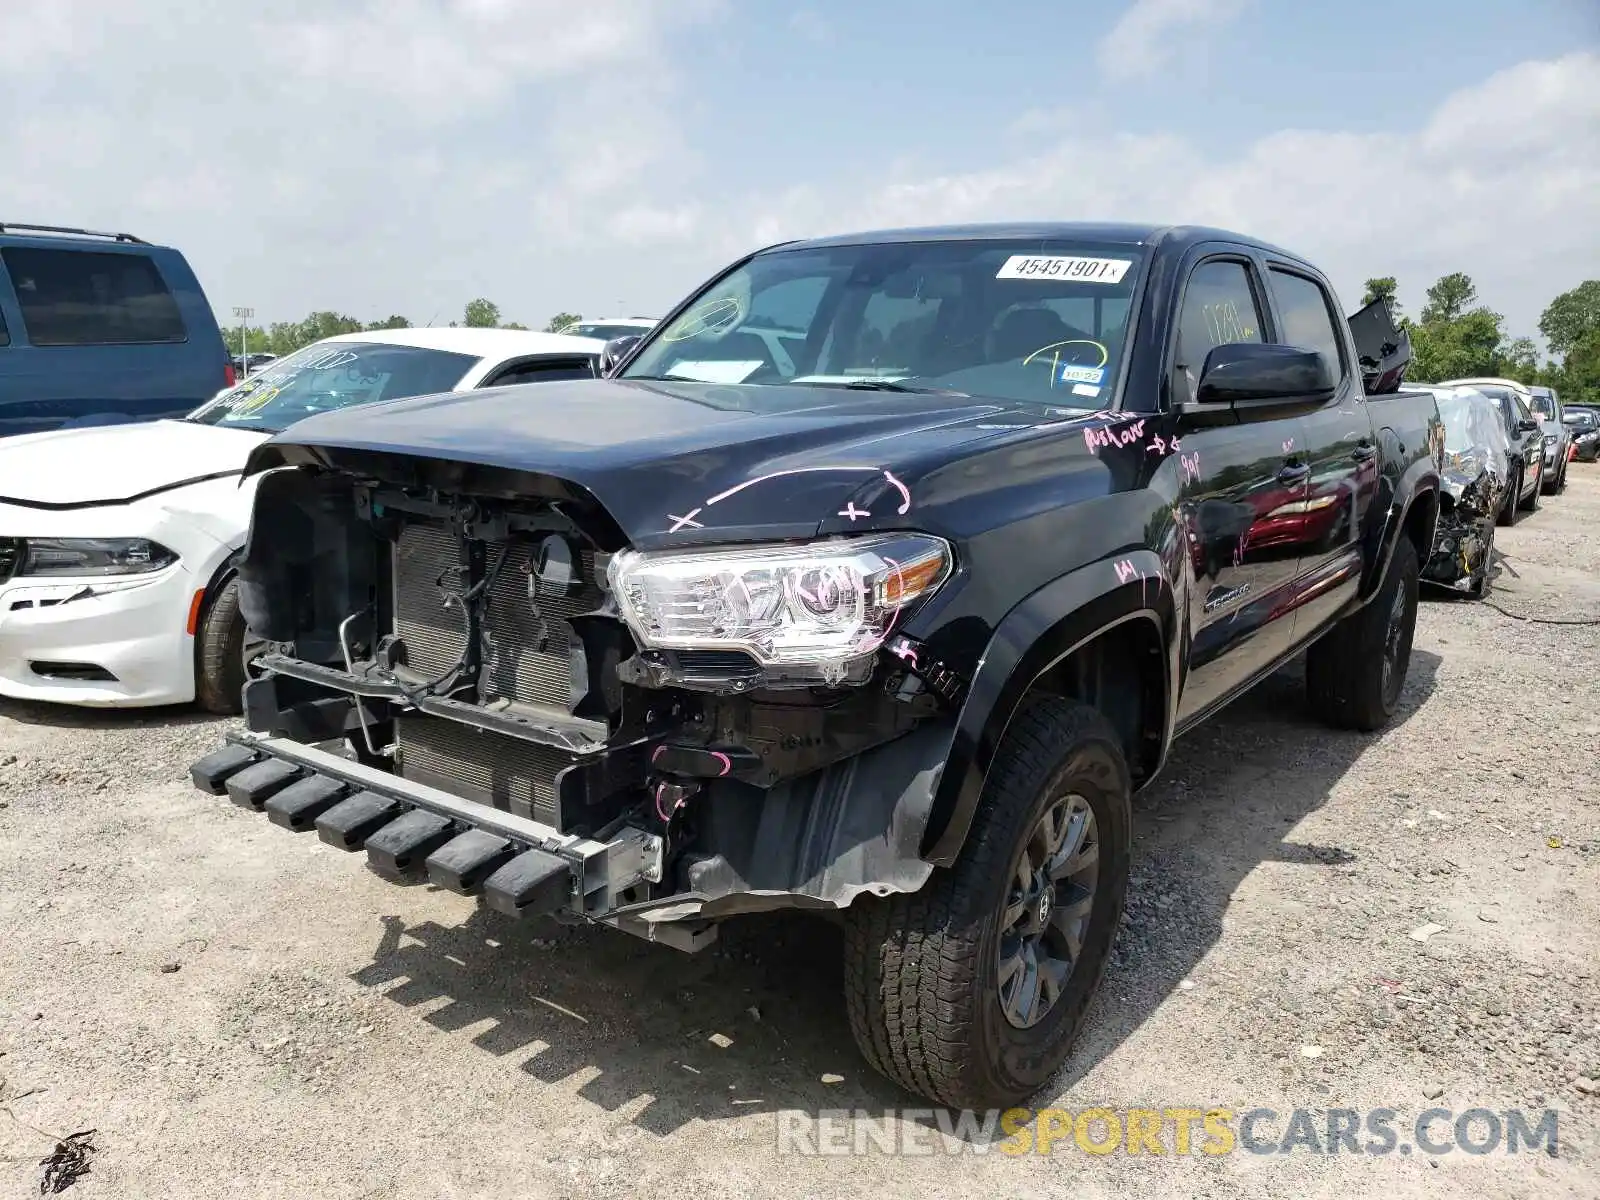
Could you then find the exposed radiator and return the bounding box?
[396,715,571,827]
[392,520,603,709]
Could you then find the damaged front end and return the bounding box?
[1424,465,1502,592]
[189,457,966,951]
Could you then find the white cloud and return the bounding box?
[1096,0,1253,80]
[1,8,1592,346]
[0,0,723,325]
[720,51,1600,341]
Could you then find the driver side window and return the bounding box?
[1173,260,1266,405]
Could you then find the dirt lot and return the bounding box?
[2,471,1597,1200]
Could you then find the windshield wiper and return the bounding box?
[800,379,971,397]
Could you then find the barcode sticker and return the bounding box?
[996,255,1131,283]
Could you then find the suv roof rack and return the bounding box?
[0,222,148,245]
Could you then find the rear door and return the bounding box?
[1170,248,1311,724]
[1259,260,1378,641]
[0,243,227,437]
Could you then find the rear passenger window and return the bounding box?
[487,357,597,386]
[1269,268,1344,378]
[1174,260,1265,403]
[1,248,187,346]
[0,304,9,347]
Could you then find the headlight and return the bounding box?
[18,537,178,577]
[1543,434,1557,446]
[607,534,952,679]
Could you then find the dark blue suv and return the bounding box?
[0,223,233,438]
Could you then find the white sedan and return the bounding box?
[0,326,603,710]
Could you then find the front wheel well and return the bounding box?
[1024,618,1166,786]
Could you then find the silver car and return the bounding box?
[1528,386,1571,493]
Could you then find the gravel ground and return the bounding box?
[2,469,1597,1200]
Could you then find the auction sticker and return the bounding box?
[1057,364,1106,385]
[996,255,1131,283]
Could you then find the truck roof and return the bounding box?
[778,221,1311,264]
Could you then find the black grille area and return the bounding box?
[396,715,572,827]
[392,520,603,708]
[0,538,20,582]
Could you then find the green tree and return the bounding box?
[1537,280,1600,357]
[543,311,582,334]
[1420,272,1477,324]
[1501,336,1539,381]
[463,298,502,328]
[1545,326,1600,406]
[1404,272,1523,382]
[1360,277,1399,311]
[226,323,269,355]
[502,321,530,330]
[366,315,412,330]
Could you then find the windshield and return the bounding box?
[1565,411,1596,431]
[1530,393,1556,419]
[621,239,1146,408]
[1438,392,1509,460]
[187,341,478,433]
[566,322,653,341]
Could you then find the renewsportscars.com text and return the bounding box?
[775,1106,1561,1158]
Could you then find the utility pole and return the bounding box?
[232,306,254,375]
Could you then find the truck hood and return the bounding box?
[0,419,267,509]
[246,378,1108,545]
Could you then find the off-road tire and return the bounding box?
[195,578,247,715]
[842,697,1132,1109]
[1305,535,1419,731]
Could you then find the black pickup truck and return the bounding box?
[188,222,1442,1109]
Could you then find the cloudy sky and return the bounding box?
[5,0,1596,344]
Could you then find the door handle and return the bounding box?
[1351,442,1376,461]
[1277,462,1310,483]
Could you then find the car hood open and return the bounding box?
[244,377,1111,547]
[0,419,268,509]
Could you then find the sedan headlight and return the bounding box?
[1543,433,1557,446]
[18,537,178,577]
[607,534,952,679]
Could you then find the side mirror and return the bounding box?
[597,335,641,378]
[1517,418,1540,434]
[1195,342,1337,406]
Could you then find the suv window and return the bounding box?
[1269,268,1344,378]
[1,247,187,346]
[0,303,8,347]
[1529,393,1557,419]
[1173,260,1265,404]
